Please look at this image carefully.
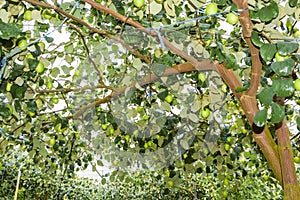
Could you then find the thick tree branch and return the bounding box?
[81,0,215,72]
[276,121,300,198]
[215,60,283,184]
[232,0,262,97]
[231,0,283,185]
[71,61,215,119]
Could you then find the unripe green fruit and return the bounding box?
[144,142,148,149]
[226,137,232,143]
[101,124,108,130]
[134,0,145,8]
[28,111,35,117]
[224,143,230,151]
[125,135,130,141]
[294,30,300,38]
[137,106,143,113]
[147,141,153,147]
[49,138,56,146]
[200,108,210,119]
[75,133,80,139]
[165,170,170,177]
[35,62,45,73]
[109,127,115,135]
[224,178,229,186]
[294,79,300,91]
[26,54,35,62]
[294,157,300,163]
[180,161,185,167]
[46,81,53,90]
[167,180,174,187]
[143,115,149,120]
[222,191,228,197]
[227,13,238,25]
[51,97,59,104]
[165,94,173,103]
[18,39,27,50]
[42,9,52,19]
[6,82,12,92]
[241,127,247,134]
[206,3,218,15]
[198,73,206,82]
[263,175,269,181]
[24,10,33,21]
[275,52,289,61]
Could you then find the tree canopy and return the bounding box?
[0,0,300,199]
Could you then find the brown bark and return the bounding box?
[215,62,283,184]
[232,0,299,198]
[276,121,300,199]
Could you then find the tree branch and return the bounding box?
[232,0,262,97]
[232,0,284,186]
[69,24,104,84]
[28,85,114,94]
[71,61,215,119]
[276,121,300,198]
[23,0,151,64]
[81,0,215,72]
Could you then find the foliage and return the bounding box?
[0,154,285,199]
[0,0,300,198]
[0,153,101,199]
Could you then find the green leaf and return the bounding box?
[10,84,27,99]
[272,78,294,98]
[270,103,285,123]
[258,2,278,22]
[62,65,73,74]
[260,44,277,62]
[152,63,166,76]
[28,59,39,71]
[50,67,60,77]
[277,42,299,56]
[0,104,11,118]
[297,116,300,131]
[271,58,294,76]
[188,113,199,123]
[97,160,103,166]
[258,7,273,22]
[225,54,239,70]
[269,1,279,18]
[289,0,298,7]
[0,20,21,39]
[235,86,248,92]
[14,100,22,112]
[251,31,264,47]
[45,36,54,43]
[258,87,274,105]
[26,100,37,112]
[254,109,268,127]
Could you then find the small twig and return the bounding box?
[24,0,151,64]
[29,84,114,94]
[39,108,68,116]
[69,24,104,84]
[179,186,195,197]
